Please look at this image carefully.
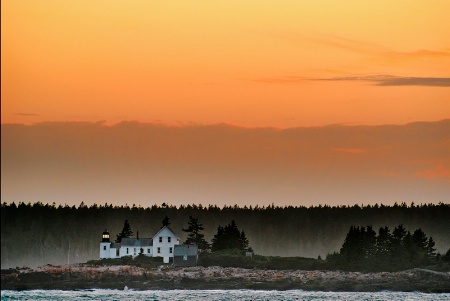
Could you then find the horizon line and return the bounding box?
[2,118,449,130]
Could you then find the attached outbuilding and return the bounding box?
[173,244,198,267]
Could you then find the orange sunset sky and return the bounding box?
[1,1,450,207]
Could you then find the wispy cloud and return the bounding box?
[415,165,450,182]
[382,49,450,61]
[375,77,450,87]
[307,35,385,55]
[317,75,450,87]
[255,74,450,87]
[307,35,450,61]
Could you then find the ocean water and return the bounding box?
[1,290,449,301]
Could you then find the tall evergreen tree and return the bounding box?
[182,216,210,251]
[376,226,392,257]
[115,219,133,243]
[239,230,250,251]
[426,236,436,259]
[392,224,407,242]
[442,248,450,262]
[362,226,377,260]
[340,226,362,262]
[412,228,428,251]
[162,216,171,227]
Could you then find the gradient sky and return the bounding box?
[2,0,450,127]
[1,1,450,207]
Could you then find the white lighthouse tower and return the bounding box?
[99,230,111,259]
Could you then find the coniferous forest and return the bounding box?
[1,201,449,270]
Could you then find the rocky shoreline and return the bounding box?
[2,264,449,292]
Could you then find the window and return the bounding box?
[168,237,171,243]
[147,248,151,254]
[103,246,106,250]
[159,237,162,243]
[126,248,129,254]
[157,247,161,253]
[169,247,173,254]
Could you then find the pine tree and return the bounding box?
[376,226,392,257]
[211,226,225,251]
[239,230,249,251]
[442,248,450,262]
[115,219,133,243]
[182,216,210,251]
[340,226,362,261]
[162,216,170,227]
[211,220,251,252]
[426,236,436,259]
[412,228,428,250]
[362,226,377,260]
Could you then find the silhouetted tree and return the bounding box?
[442,248,450,262]
[182,216,210,251]
[211,220,250,252]
[116,219,133,243]
[162,216,170,227]
[362,226,377,260]
[412,228,428,250]
[426,236,436,259]
[340,226,363,262]
[240,230,249,251]
[376,226,392,257]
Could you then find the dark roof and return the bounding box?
[120,238,153,247]
[174,244,198,256]
[110,243,121,249]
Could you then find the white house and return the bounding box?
[100,226,180,263]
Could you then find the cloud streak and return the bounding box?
[415,165,450,182]
[318,75,450,87]
[381,49,450,63]
[256,75,450,87]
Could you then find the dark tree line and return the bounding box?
[328,224,443,271]
[1,201,449,269]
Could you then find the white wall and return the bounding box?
[109,247,118,258]
[100,242,110,259]
[152,227,179,263]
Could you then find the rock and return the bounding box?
[1,265,450,292]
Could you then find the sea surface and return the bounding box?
[1,289,450,301]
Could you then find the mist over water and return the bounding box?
[2,289,450,301]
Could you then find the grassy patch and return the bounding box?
[198,249,325,270]
[86,255,170,269]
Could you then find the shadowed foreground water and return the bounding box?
[2,289,450,301]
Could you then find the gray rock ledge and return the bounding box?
[2,265,449,292]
